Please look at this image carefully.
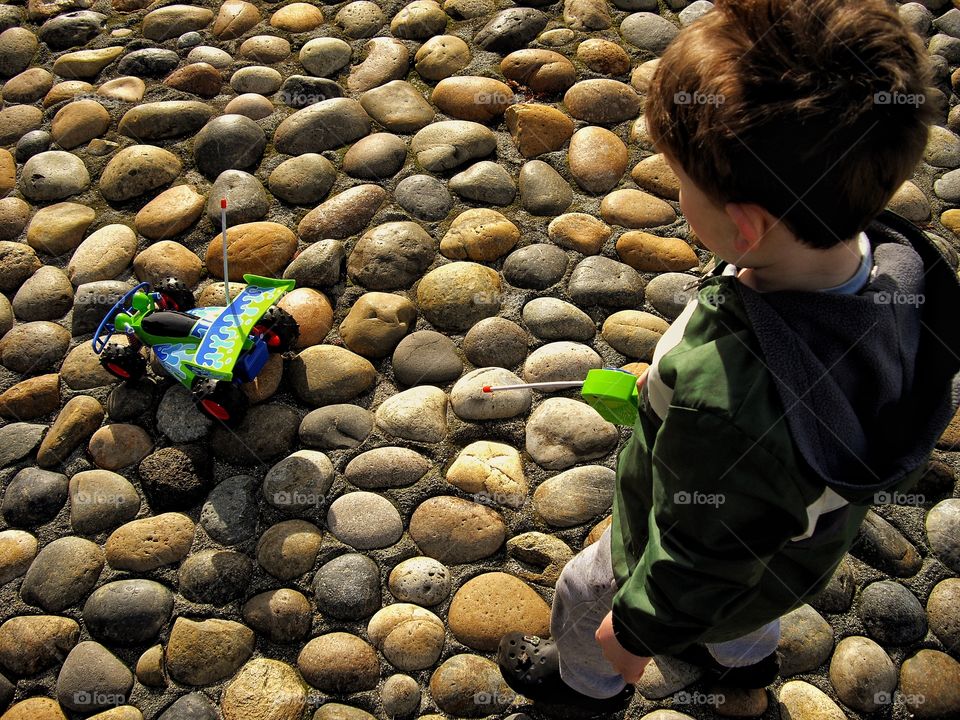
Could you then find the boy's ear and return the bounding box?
[725,202,771,253]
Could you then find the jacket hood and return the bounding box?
[731,210,960,503]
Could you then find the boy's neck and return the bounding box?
[734,234,865,294]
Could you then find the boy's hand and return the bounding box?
[637,368,649,390]
[595,611,651,683]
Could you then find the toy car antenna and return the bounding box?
[221,198,230,304]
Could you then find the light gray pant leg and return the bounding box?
[705,618,781,667]
[551,527,628,699]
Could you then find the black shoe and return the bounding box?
[497,633,635,714]
[671,643,780,688]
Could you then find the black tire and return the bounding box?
[100,343,146,381]
[155,278,195,312]
[253,306,300,353]
[192,378,248,426]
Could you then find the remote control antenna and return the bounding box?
[482,380,585,392]
[221,198,230,304]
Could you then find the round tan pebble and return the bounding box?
[270,3,324,31]
[36,395,104,468]
[164,62,222,98]
[221,658,307,720]
[1,697,68,720]
[448,572,550,651]
[0,374,60,420]
[313,705,376,720]
[887,180,930,223]
[504,103,574,158]
[338,292,416,358]
[632,153,681,201]
[256,519,323,580]
[88,423,153,470]
[576,38,631,75]
[242,588,312,644]
[535,26,573,44]
[0,529,38,585]
[429,654,515,717]
[242,352,283,403]
[568,126,628,194]
[52,47,124,80]
[367,603,445,670]
[134,241,203,287]
[298,632,379,693]
[2,66,53,103]
[564,79,641,124]
[238,35,291,63]
[43,80,93,107]
[415,261,502,331]
[26,202,96,256]
[87,706,143,720]
[0,105,42,145]
[631,59,660,94]
[59,342,118,390]
[548,213,612,254]
[278,288,334,349]
[67,224,137,285]
[899,649,960,718]
[289,345,377,406]
[97,76,146,103]
[0,149,12,195]
[445,440,527,507]
[440,208,520,262]
[382,674,420,718]
[224,92,275,120]
[414,34,470,80]
[778,681,847,720]
[391,0,447,40]
[135,644,166,687]
[0,615,78,676]
[501,48,576,94]
[0,198,31,242]
[135,184,205,240]
[342,132,406,180]
[0,27,38,76]
[105,513,195,571]
[213,0,261,40]
[99,145,182,202]
[205,221,298,281]
[616,232,697,272]
[408,495,506,563]
[601,310,669,359]
[165,617,255,686]
[601,189,677,228]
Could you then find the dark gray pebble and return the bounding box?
[313,553,381,620]
[503,243,568,290]
[395,175,452,221]
[83,579,175,646]
[1,467,68,527]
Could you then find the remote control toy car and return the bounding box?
[92,274,299,426]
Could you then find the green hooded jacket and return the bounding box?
[609,210,960,657]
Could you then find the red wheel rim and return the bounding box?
[107,363,130,378]
[254,325,281,348]
[200,399,230,421]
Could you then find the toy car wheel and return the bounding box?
[99,343,146,381]
[192,378,248,426]
[253,306,299,353]
[155,278,195,312]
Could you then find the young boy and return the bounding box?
[498,0,960,710]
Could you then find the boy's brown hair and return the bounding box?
[645,0,937,248]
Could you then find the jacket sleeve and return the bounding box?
[610,405,810,658]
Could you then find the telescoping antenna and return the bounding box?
[221,198,230,304]
[482,368,643,426]
[482,381,584,392]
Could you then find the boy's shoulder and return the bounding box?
[652,210,960,502]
